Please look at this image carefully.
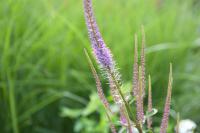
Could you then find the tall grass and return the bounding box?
[0,0,199,132]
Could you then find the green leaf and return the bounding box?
[60,107,82,118]
[145,129,154,133]
[82,93,101,116]
[145,108,158,119]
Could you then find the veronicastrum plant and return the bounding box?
[83,0,173,133]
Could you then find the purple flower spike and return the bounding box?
[133,34,144,124]
[160,63,173,133]
[141,25,146,98]
[83,0,122,108]
[133,34,139,97]
[147,75,153,129]
[83,0,114,70]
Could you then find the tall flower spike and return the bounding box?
[133,34,139,97]
[160,63,173,133]
[83,0,122,107]
[133,34,144,124]
[84,49,117,133]
[84,49,112,113]
[133,34,140,120]
[147,75,153,129]
[138,66,144,124]
[83,0,114,70]
[141,25,146,97]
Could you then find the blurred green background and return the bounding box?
[0,0,199,132]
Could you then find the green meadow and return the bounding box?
[0,0,199,132]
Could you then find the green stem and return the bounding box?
[8,73,19,133]
[105,110,117,133]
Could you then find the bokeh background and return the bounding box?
[0,0,200,132]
